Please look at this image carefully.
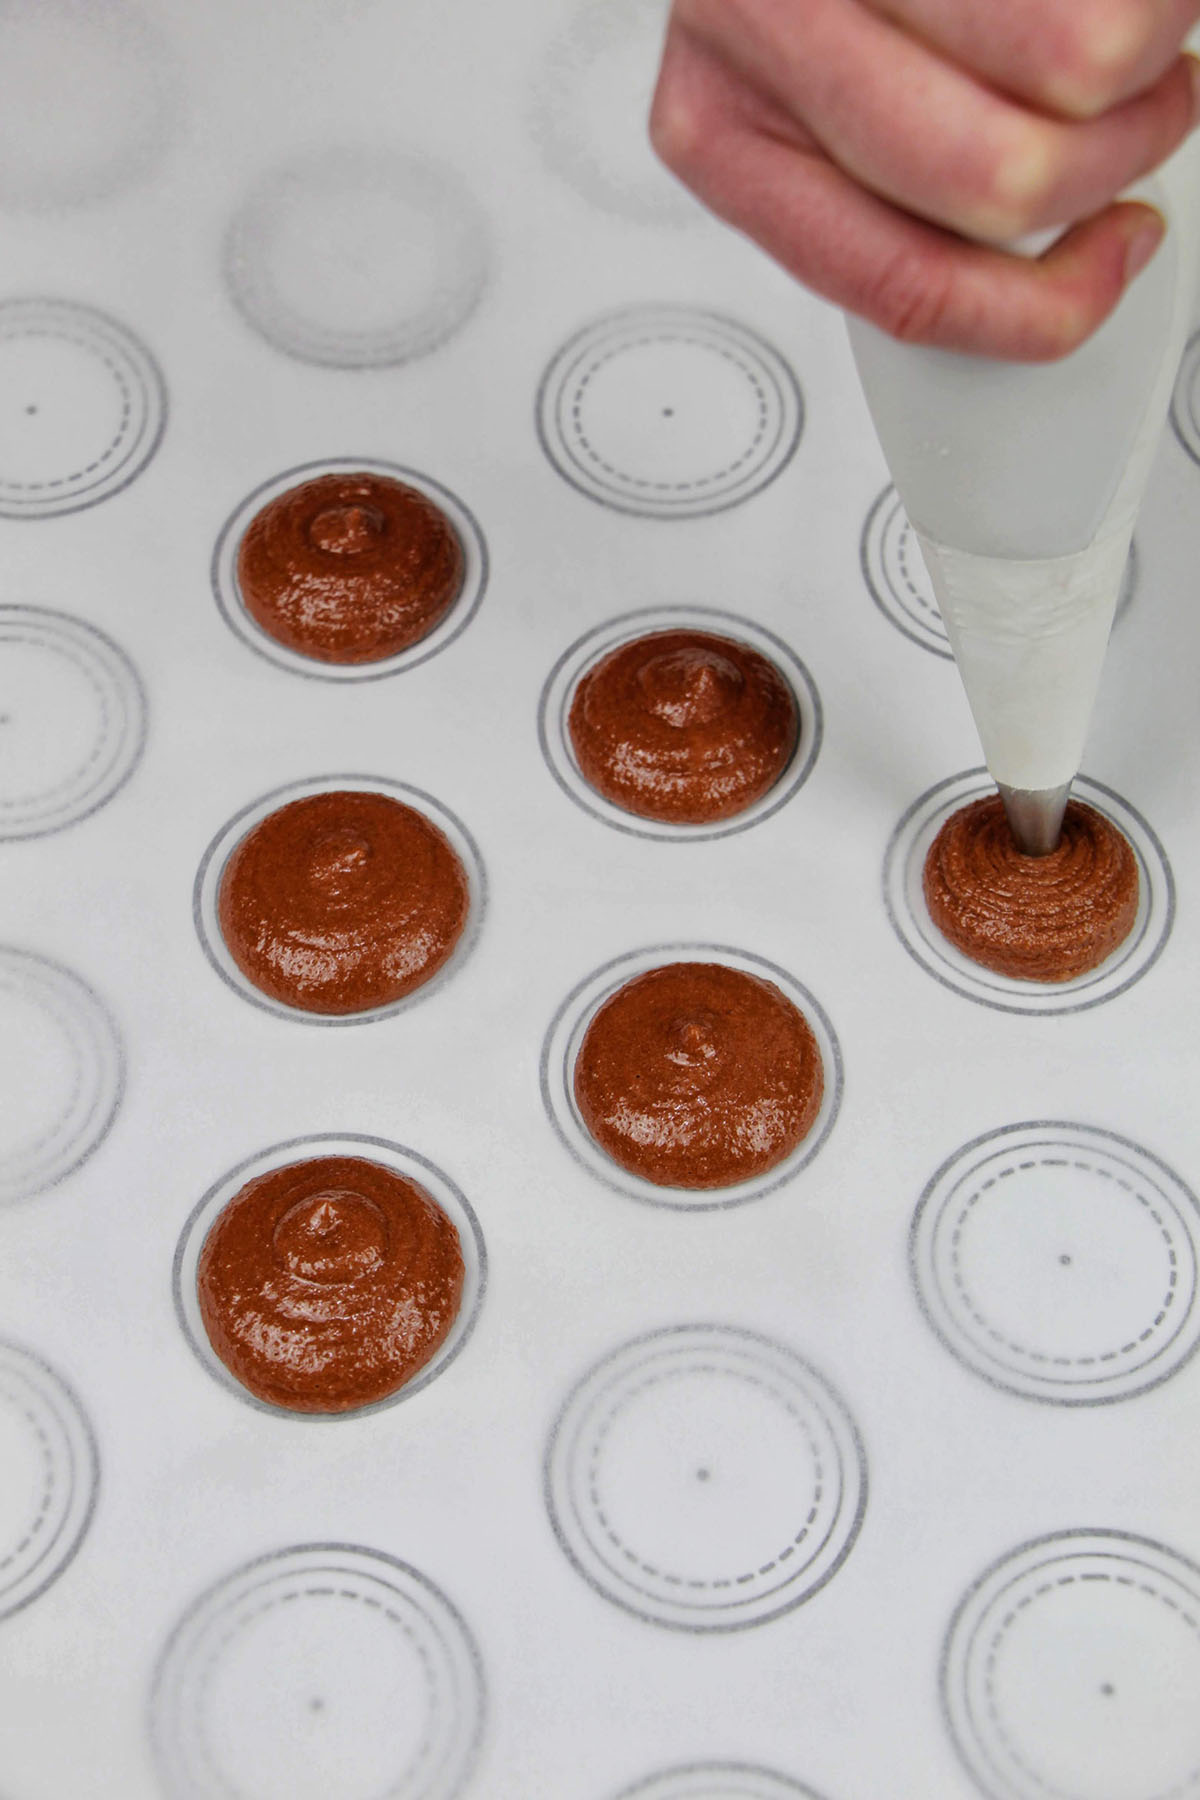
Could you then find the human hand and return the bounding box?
[650,0,1200,358]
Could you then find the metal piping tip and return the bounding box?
[996,782,1072,857]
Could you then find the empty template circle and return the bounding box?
[173,1133,486,1420]
[0,606,145,835]
[541,943,842,1210]
[1170,330,1200,467]
[942,1530,1200,1800]
[0,297,166,517]
[0,1339,98,1619]
[613,1765,828,1799]
[150,1543,484,1800]
[538,605,822,840]
[536,306,803,517]
[883,770,1172,1014]
[532,0,694,224]
[860,485,1137,658]
[224,148,489,369]
[0,946,123,1203]
[545,1324,866,1630]
[193,774,486,1025]
[911,1122,1200,1404]
[0,0,174,210]
[211,458,488,681]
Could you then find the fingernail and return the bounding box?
[1124,216,1165,284]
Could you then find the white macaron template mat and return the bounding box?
[2,3,1200,1798]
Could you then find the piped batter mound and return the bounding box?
[568,629,797,823]
[573,961,823,1188]
[218,789,469,1014]
[237,471,464,663]
[923,795,1139,981]
[197,1155,465,1412]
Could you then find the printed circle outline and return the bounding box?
[612,1762,829,1799]
[941,1528,1200,1800]
[211,457,488,682]
[541,942,842,1210]
[223,147,489,370]
[0,1338,98,1620]
[860,483,954,658]
[1169,330,1200,467]
[0,605,146,835]
[883,769,1173,1014]
[530,0,696,226]
[0,0,176,211]
[172,1132,487,1421]
[149,1541,485,1800]
[537,604,822,840]
[860,485,1138,659]
[0,296,166,517]
[536,305,803,518]
[193,773,486,1027]
[911,1121,1200,1405]
[0,944,123,1203]
[545,1323,867,1632]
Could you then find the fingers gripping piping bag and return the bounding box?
[847,131,1200,854]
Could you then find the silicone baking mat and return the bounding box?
[3,3,1200,1796]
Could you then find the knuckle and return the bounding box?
[1040,314,1092,360]
[863,248,959,346]
[862,246,1095,361]
[958,120,1055,241]
[1050,2,1151,113]
[1025,296,1095,361]
[648,75,707,174]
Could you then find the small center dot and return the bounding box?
[309,1697,325,1713]
[1100,1683,1115,1697]
[1060,1254,1073,1266]
[695,1466,711,1482]
[24,404,37,416]
[661,407,674,417]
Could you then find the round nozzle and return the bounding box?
[997,782,1071,856]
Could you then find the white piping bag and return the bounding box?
[848,132,1200,852]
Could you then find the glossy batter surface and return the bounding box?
[573,961,823,1188]
[237,471,464,663]
[568,629,797,822]
[197,1155,464,1412]
[218,789,469,1014]
[923,796,1139,981]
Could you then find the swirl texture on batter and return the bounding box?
[237,471,464,663]
[197,1155,465,1413]
[573,961,823,1188]
[218,789,469,1014]
[923,796,1138,981]
[568,629,797,823]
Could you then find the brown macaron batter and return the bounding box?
[568,629,797,823]
[237,471,464,663]
[573,961,823,1188]
[218,789,469,1015]
[923,795,1139,981]
[197,1155,464,1413]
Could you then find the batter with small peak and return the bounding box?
[218,789,469,1014]
[237,471,464,663]
[197,1155,464,1412]
[574,961,823,1188]
[569,628,797,822]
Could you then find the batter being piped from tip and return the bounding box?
[849,128,1200,859]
